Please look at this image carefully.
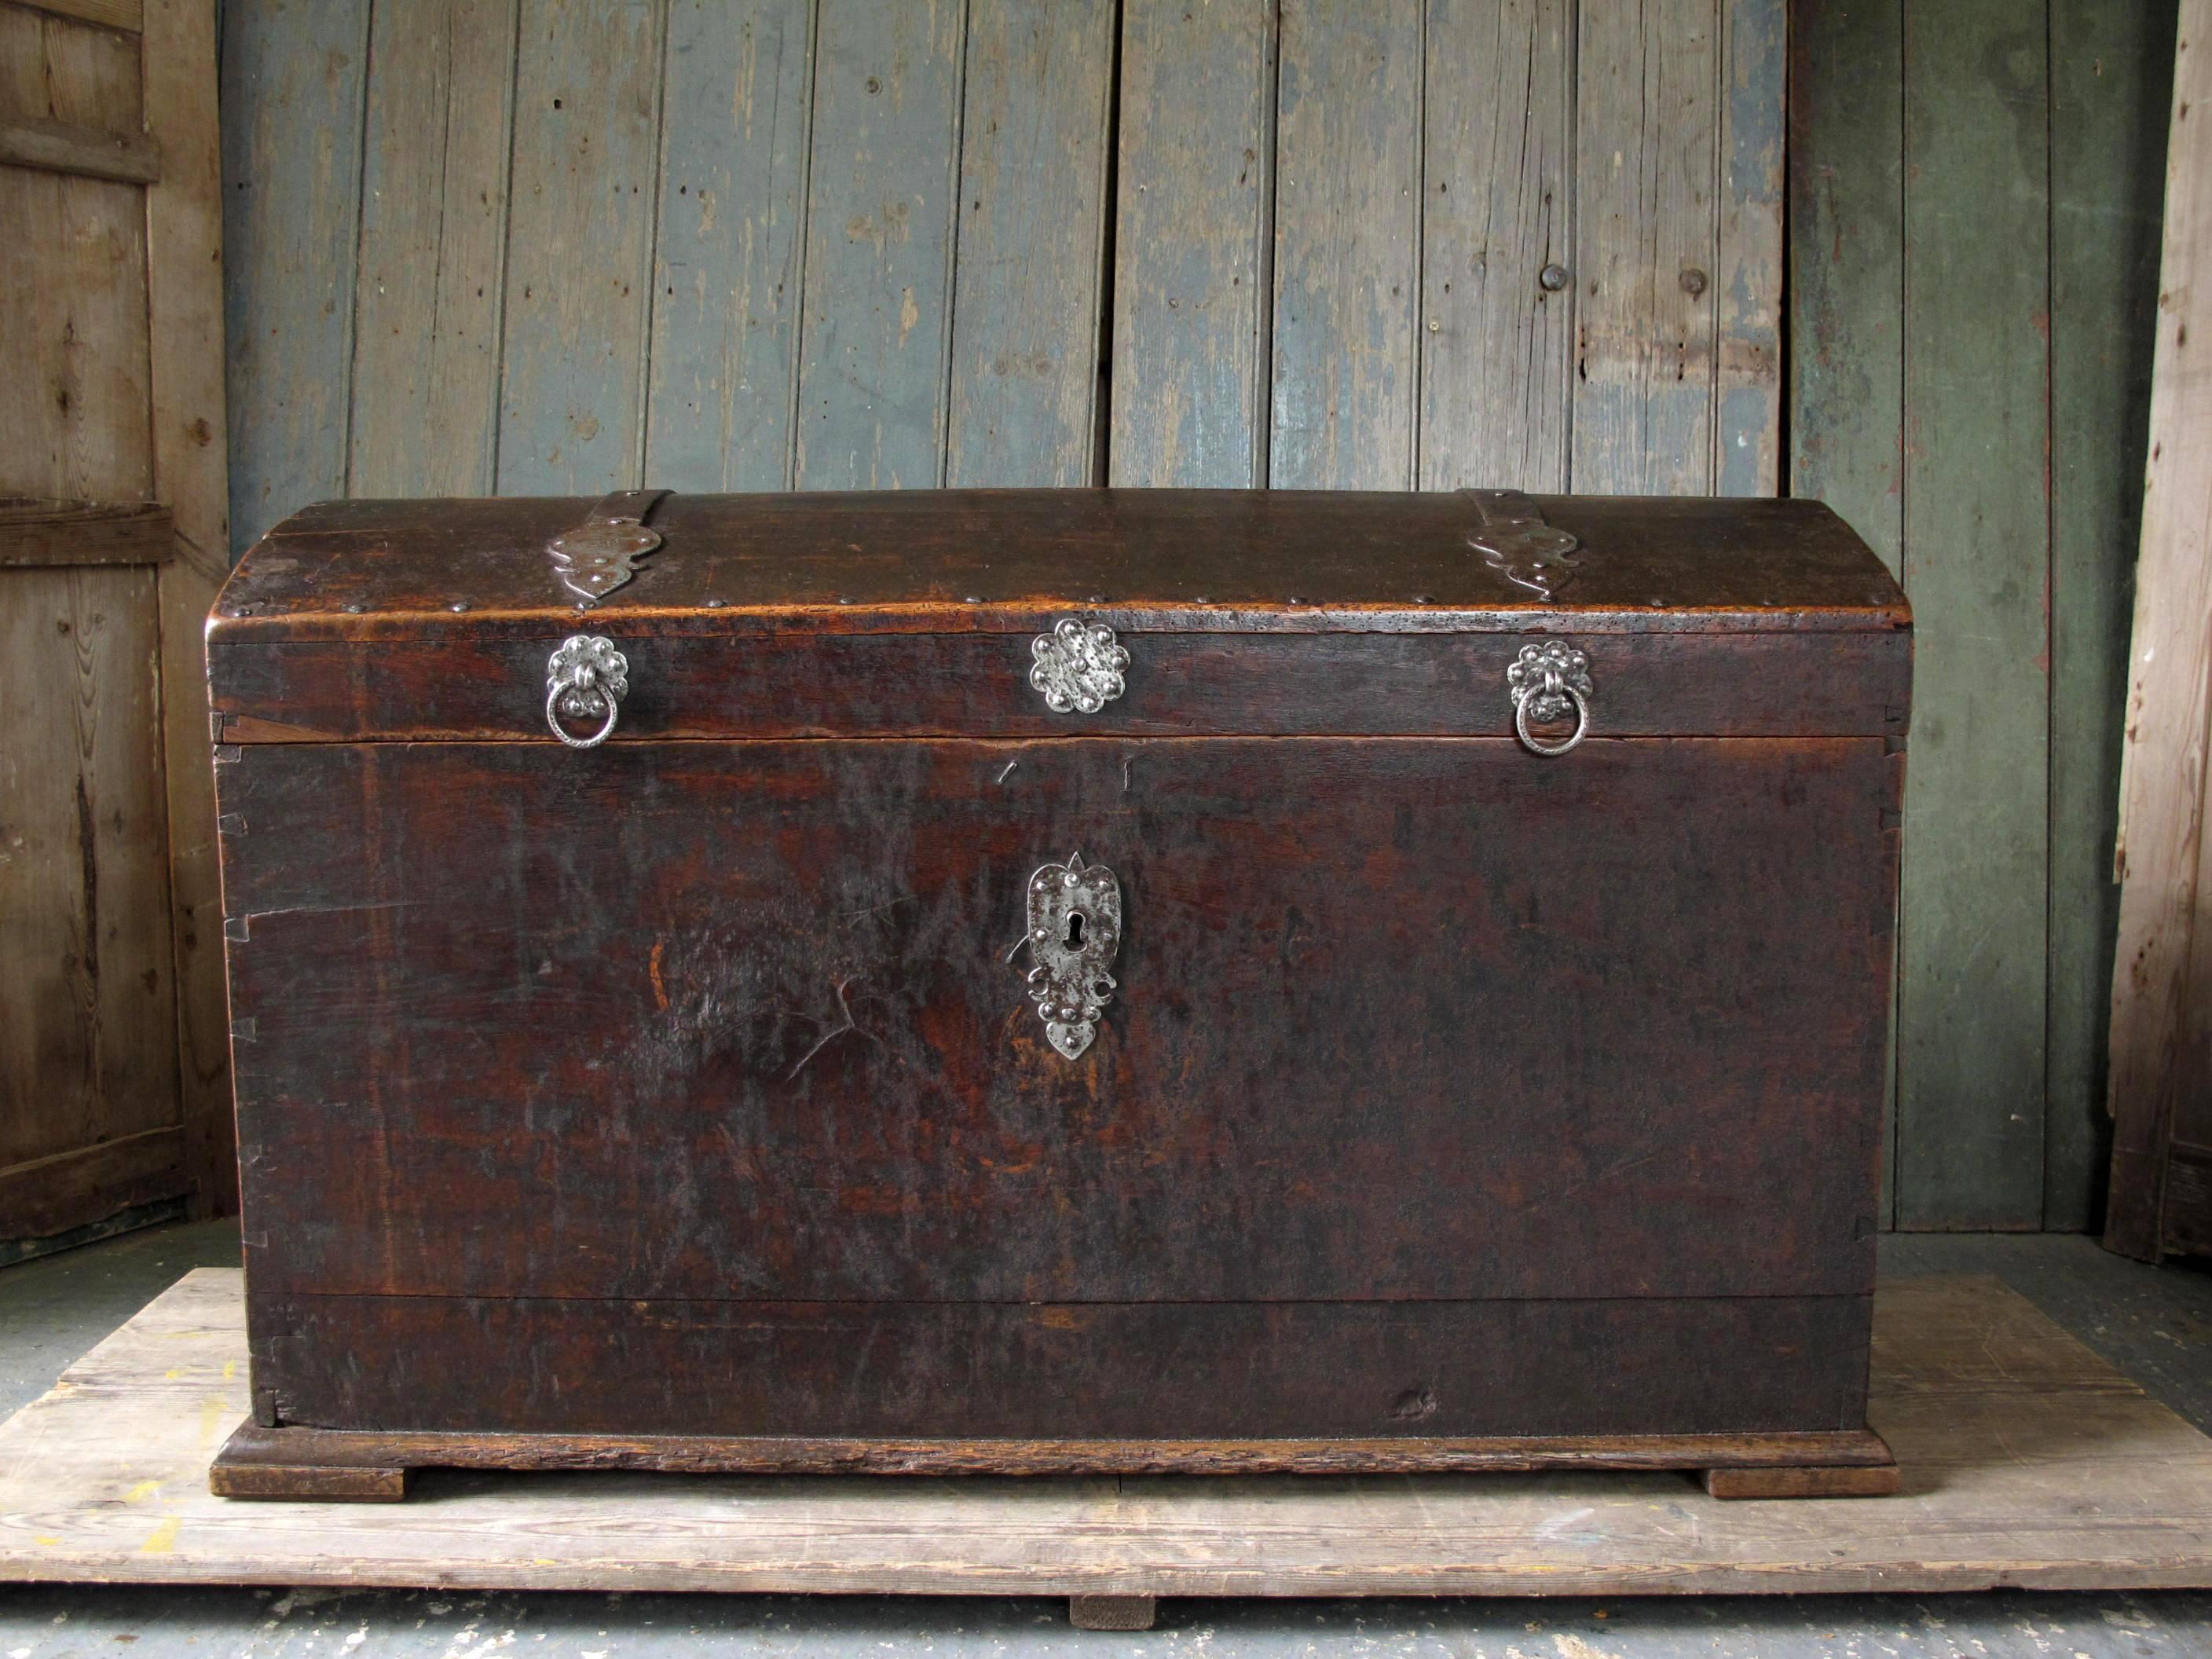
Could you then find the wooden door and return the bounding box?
[0,0,233,1253]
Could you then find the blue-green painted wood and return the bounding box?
[1895,0,2052,1230]
[1108,0,1275,487]
[495,0,666,495]
[1268,0,1423,490]
[349,0,518,498]
[643,0,815,492]
[943,0,1115,487]
[792,0,968,490]
[2045,0,2176,1231]
[1789,0,1904,1225]
[219,0,371,555]
[1569,0,1721,494]
[1415,0,1574,494]
[1714,0,1782,496]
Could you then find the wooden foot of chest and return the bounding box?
[1068,1595,1156,1631]
[1701,1454,1902,1500]
[211,1421,1897,1500]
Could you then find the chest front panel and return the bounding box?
[218,733,1897,1308]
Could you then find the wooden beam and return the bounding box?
[0,115,159,183]
[2106,0,2212,1262]
[141,0,236,1215]
[0,500,172,566]
[0,1128,187,1243]
[16,0,143,34]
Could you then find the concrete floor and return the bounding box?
[2,1224,2209,1656]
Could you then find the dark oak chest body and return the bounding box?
[205,489,1910,1500]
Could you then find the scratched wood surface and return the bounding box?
[5,1269,2212,1593]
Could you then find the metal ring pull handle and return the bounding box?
[544,635,629,749]
[1507,640,1593,757]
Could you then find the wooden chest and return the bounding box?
[204,489,1910,1500]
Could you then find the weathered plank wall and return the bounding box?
[218,0,2168,1228]
[1793,0,2174,1229]
[222,0,1784,523]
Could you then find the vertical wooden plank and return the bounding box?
[791,0,966,490]
[943,0,1114,488]
[0,3,150,503]
[1268,0,1422,489]
[1415,0,1572,494]
[0,170,150,500]
[144,0,237,1214]
[219,0,370,550]
[0,567,176,1174]
[1789,0,1903,1224]
[496,0,666,496]
[348,0,519,496]
[2045,0,2176,1232]
[1570,0,1719,495]
[1712,0,1782,496]
[1108,0,1273,488]
[1895,0,2051,1230]
[644,0,814,492]
[2106,0,2212,1261]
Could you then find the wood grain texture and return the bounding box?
[213,734,1894,1305]
[9,1269,2212,1594]
[0,1126,187,1241]
[214,1419,1892,1481]
[1789,0,1903,1225]
[1415,0,1572,493]
[17,0,139,29]
[1895,0,2051,1231]
[643,0,815,491]
[0,566,178,1222]
[144,0,239,1217]
[0,1,140,126]
[943,0,1114,486]
[791,0,966,489]
[0,115,159,181]
[0,501,170,567]
[209,491,1910,634]
[1108,0,1273,486]
[1570,0,1719,493]
[1701,1462,1899,1500]
[2108,0,2212,1258]
[348,0,518,496]
[494,0,664,495]
[240,1294,1873,1443]
[0,5,149,503]
[2047,0,2176,1232]
[1268,0,1420,489]
[1712,0,1781,496]
[208,628,1910,745]
[218,0,369,552]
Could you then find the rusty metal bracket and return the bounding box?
[1463,488,1584,598]
[548,488,672,603]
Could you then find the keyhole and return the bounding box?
[1065,911,1086,948]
